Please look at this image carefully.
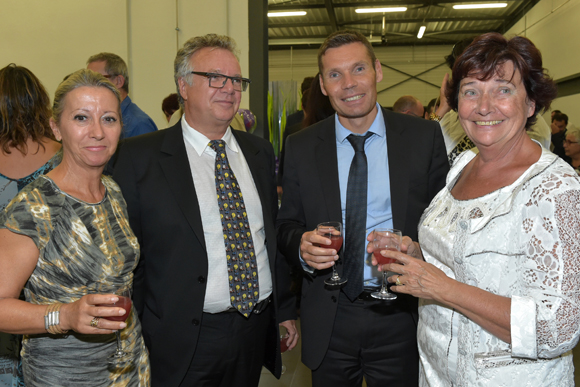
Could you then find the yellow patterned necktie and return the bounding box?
[209,140,259,317]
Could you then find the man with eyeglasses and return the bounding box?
[111,34,298,387]
[87,52,158,139]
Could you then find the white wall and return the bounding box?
[270,45,452,110]
[0,0,249,130]
[505,0,580,126]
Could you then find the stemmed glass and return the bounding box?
[100,288,134,365]
[316,222,347,287]
[370,228,402,300]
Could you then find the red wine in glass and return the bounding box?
[317,222,347,287]
[371,229,402,300]
[99,296,132,322]
[373,247,398,265]
[280,335,289,353]
[315,235,343,252]
[101,288,134,365]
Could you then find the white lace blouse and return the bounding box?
[417,146,580,386]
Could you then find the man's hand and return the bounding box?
[279,319,299,351]
[300,230,339,270]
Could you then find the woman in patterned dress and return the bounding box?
[0,69,149,386]
[0,64,62,387]
[371,33,580,386]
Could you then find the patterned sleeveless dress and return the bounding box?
[0,175,150,386]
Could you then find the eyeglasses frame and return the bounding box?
[187,71,251,92]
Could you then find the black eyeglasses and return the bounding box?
[188,71,251,92]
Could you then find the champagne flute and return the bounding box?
[371,228,402,300]
[316,222,347,287]
[100,287,134,365]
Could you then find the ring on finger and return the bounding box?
[395,275,403,286]
[90,317,101,328]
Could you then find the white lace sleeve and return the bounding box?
[516,172,580,359]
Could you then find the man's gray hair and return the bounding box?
[174,34,239,107]
[87,52,129,94]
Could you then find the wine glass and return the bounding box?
[370,228,402,300]
[100,287,134,365]
[280,327,289,374]
[316,222,347,287]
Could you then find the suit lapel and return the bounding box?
[315,119,343,224]
[383,109,409,233]
[158,124,206,250]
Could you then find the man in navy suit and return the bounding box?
[113,33,297,387]
[277,30,449,386]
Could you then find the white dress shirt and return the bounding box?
[181,116,272,313]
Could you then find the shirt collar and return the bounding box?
[181,115,239,156]
[335,103,385,143]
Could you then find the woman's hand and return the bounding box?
[384,252,451,301]
[366,234,451,301]
[60,294,128,334]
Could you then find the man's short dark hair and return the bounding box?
[552,112,568,125]
[318,30,376,74]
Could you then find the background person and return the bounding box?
[375,32,580,386]
[87,52,158,139]
[563,124,580,174]
[0,63,62,387]
[0,69,150,386]
[392,95,424,117]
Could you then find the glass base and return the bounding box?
[371,290,397,300]
[108,350,134,366]
[324,275,347,287]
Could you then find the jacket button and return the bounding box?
[331,296,337,303]
[198,276,206,283]
[192,319,200,326]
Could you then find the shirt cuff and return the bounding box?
[299,246,314,274]
[510,295,537,359]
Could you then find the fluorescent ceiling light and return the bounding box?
[453,3,507,9]
[355,7,407,14]
[267,11,307,17]
[417,26,426,39]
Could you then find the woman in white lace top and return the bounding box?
[371,33,580,386]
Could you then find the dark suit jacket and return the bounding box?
[112,122,296,386]
[276,108,449,370]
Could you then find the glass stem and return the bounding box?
[115,331,123,352]
[381,271,389,293]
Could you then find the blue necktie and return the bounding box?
[209,140,259,317]
[343,132,373,301]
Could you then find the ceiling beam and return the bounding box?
[324,0,339,32]
[268,0,518,10]
[269,21,332,29]
[269,16,506,29]
[343,16,505,25]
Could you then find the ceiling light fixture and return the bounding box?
[267,11,307,17]
[452,3,507,9]
[417,26,426,39]
[355,7,407,14]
